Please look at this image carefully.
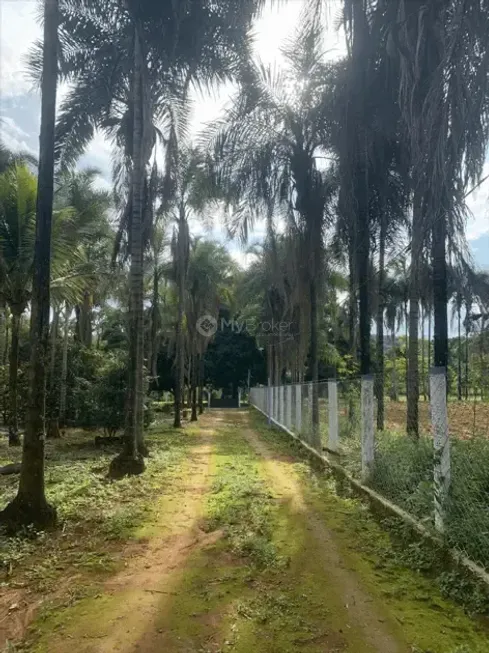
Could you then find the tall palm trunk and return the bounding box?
[191,353,198,422]
[1,0,59,527]
[110,25,146,477]
[0,309,7,425]
[432,212,448,370]
[309,275,320,445]
[198,353,204,414]
[306,211,321,449]
[404,301,409,395]
[3,310,9,366]
[407,192,422,438]
[273,347,280,386]
[457,303,462,401]
[421,307,426,401]
[376,216,386,430]
[80,292,92,347]
[357,200,370,377]
[479,322,485,401]
[49,308,59,393]
[390,328,398,401]
[0,309,6,371]
[174,212,186,429]
[352,0,371,377]
[8,310,22,446]
[348,248,357,361]
[465,321,470,400]
[59,303,69,426]
[348,246,358,420]
[150,261,159,379]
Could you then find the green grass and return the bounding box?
[249,408,489,651]
[366,431,489,571]
[0,418,194,591]
[314,391,489,573]
[204,424,284,569]
[161,418,379,652]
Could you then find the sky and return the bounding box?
[1,0,489,271]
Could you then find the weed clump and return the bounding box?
[205,433,284,569]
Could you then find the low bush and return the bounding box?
[369,432,489,571]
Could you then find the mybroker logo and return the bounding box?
[196,315,218,337]
[196,316,294,339]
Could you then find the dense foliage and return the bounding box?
[1,0,489,531]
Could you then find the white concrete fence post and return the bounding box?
[274,386,278,422]
[238,387,241,408]
[361,375,375,481]
[286,385,292,430]
[328,379,339,453]
[295,384,302,434]
[280,385,285,425]
[207,390,211,410]
[430,367,451,533]
[267,379,273,424]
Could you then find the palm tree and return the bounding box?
[388,0,489,394]
[0,0,59,528]
[147,217,168,383]
[468,270,489,400]
[0,165,36,446]
[327,0,410,410]
[237,234,312,385]
[208,22,335,448]
[418,259,433,401]
[371,155,409,429]
[186,240,235,421]
[53,168,111,350]
[161,146,213,428]
[0,162,108,446]
[171,205,190,429]
[59,301,70,426]
[50,168,113,431]
[32,0,267,471]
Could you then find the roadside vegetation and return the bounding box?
[2,0,489,648]
[2,412,489,651]
[0,417,194,647]
[250,411,489,628]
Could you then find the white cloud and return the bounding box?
[0,115,37,154]
[79,131,113,182]
[0,2,40,97]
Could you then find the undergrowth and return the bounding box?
[249,409,489,621]
[204,426,284,569]
[369,432,489,572]
[0,419,192,589]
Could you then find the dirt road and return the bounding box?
[23,411,489,653]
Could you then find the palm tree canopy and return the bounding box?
[0,164,112,311]
[27,0,268,172]
[206,20,337,241]
[0,164,37,312]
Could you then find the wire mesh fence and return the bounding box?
[249,372,489,573]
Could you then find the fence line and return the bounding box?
[250,369,489,576]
